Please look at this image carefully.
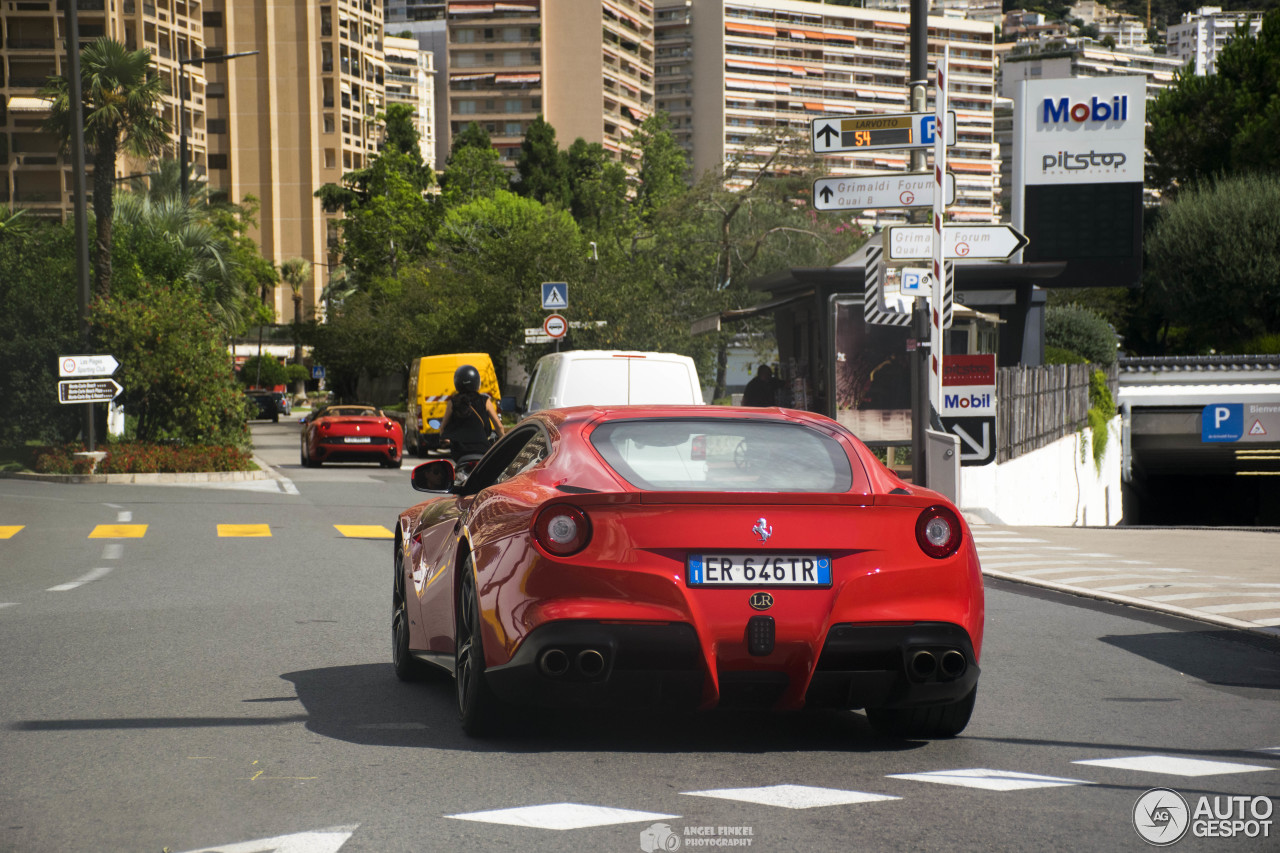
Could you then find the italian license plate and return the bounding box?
[344,436,372,444]
[688,554,831,587]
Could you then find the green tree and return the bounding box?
[514,115,570,208]
[439,122,509,206]
[629,113,689,227]
[0,220,82,445]
[380,102,433,191]
[564,138,628,234]
[42,37,171,296]
[92,281,248,446]
[280,257,312,397]
[1146,9,1280,193]
[1045,304,1118,366]
[1144,173,1280,352]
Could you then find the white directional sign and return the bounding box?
[58,354,118,377]
[541,282,568,310]
[811,111,956,153]
[813,172,955,211]
[57,378,123,404]
[886,224,1030,261]
[543,313,567,339]
[942,416,997,465]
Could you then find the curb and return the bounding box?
[0,467,271,486]
[983,567,1280,640]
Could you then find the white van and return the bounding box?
[521,350,704,413]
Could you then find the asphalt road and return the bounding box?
[0,420,1276,852]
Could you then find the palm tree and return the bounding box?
[43,37,171,296]
[280,257,313,399]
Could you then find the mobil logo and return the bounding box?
[944,392,992,410]
[1042,93,1129,124]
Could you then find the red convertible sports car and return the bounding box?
[393,405,983,738]
[300,404,404,468]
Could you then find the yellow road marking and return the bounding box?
[334,524,393,539]
[217,524,272,538]
[88,524,147,538]
[0,526,24,539]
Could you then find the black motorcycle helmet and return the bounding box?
[453,364,481,394]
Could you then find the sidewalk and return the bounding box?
[966,517,1280,637]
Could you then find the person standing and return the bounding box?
[742,364,780,407]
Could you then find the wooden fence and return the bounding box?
[995,363,1116,463]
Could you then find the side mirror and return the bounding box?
[411,459,455,493]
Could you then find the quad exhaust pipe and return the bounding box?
[940,649,967,679]
[538,647,607,679]
[907,648,968,681]
[909,650,937,679]
[538,648,570,677]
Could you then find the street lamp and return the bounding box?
[178,49,259,200]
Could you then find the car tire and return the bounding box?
[392,539,428,681]
[455,555,502,736]
[865,687,976,739]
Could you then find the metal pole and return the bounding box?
[64,2,95,452]
[908,0,928,485]
[179,61,188,200]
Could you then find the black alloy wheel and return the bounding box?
[392,539,427,681]
[455,555,502,735]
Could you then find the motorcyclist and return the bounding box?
[438,364,504,462]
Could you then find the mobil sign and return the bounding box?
[941,354,996,416]
[1019,75,1146,185]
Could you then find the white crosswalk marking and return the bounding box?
[1199,601,1280,614]
[1074,756,1272,777]
[886,768,1093,791]
[682,785,898,809]
[446,803,678,830]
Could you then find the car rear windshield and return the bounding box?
[589,419,854,492]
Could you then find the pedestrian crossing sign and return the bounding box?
[542,282,568,310]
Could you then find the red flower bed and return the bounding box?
[32,443,253,475]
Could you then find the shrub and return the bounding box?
[1046,305,1118,366]
[32,441,253,474]
[1044,345,1086,365]
[239,354,289,388]
[1086,369,1117,470]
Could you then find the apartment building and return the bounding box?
[444,0,655,165]
[0,0,393,323]
[385,34,436,165]
[655,0,999,223]
[1000,37,1184,100]
[1168,6,1265,75]
[0,0,205,220]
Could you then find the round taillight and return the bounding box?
[916,505,962,559]
[534,505,591,556]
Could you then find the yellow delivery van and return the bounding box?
[406,353,501,457]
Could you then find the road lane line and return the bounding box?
[0,525,24,539]
[48,566,113,591]
[102,543,123,559]
[217,524,272,538]
[89,524,146,538]
[117,511,132,522]
[0,602,17,610]
[334,524,394,539]
[1074,756,1272,777]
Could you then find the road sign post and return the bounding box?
[58,354,119,378]
[541,282,568,311]
[812,172,956,211]
[885,224,1029,261]
[811,111,956,154]
[58,378,123,404]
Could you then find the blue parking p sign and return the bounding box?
[1201,404,1242,442]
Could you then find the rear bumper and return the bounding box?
[804,622,979,710]
[482,619,977,712]
[484,621,704,710]
[314,440,400,463]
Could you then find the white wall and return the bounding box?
[961,416,1123,526]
